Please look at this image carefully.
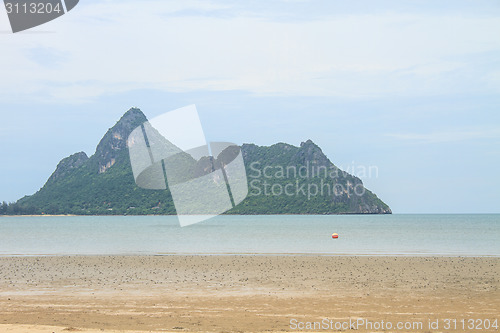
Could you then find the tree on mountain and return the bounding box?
[0,201,8,215]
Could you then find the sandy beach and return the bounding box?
[0,255,498,332]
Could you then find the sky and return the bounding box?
[0,0,499,213]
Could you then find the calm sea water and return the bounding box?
[0,215,499,256]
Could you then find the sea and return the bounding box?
[0,214,499,256]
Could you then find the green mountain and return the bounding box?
[2,108,391,215]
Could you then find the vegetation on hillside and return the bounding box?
[0,109,391,216]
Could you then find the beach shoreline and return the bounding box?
[0,255,498,332]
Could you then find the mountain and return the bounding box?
[233,140,390,214]
[4,108,391,215]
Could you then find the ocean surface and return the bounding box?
[0,214,499,256]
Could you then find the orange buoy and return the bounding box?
[332,233,339,239]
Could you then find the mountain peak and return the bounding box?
[46,151,89,185]
[122,107,147,122]
[300,139,315,147]
[294,139,331,168]
[94,107,148,173]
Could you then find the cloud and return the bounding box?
[0,0,499,103]
[25,46,69,68]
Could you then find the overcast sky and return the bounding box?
[0,0,499,213]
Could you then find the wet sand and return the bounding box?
[0,256,498,332]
